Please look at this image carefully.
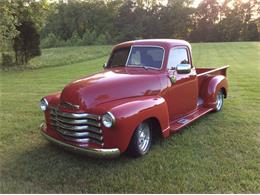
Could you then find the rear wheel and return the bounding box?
[127,121,152,157]
[215,90,224,112]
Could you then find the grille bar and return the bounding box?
[49,107,103,146]
[55,128,103,141]
[51,122,102,134]
[51,116,101,127]
[51,110,100,120]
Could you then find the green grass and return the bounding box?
[1,42,260,193]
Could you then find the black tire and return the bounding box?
[127,121,152,157]
[215,90,224,112]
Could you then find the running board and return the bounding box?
[170,107,213,133]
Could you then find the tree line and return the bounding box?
[1,0,259,66]
[41,0,260,47]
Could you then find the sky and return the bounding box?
[192,0,250,7]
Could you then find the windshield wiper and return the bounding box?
[111,64,124,67]
[127,64,152,70]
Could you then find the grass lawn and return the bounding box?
[0,42,260,193]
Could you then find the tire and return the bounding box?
[215,90,224,112]
[127,121,152,157]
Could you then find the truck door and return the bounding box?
[166,47,198,120]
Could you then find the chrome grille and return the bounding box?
[49,107,103,146]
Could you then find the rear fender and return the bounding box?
[203,75,228,108]
[97,96,170,153]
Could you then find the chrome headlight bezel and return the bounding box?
[102,112,116,128]
[39,98,48,111]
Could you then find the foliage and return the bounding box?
[41,0,259,44]
[0,0,53,65]
[41,30,110,48]
[13,21,41,65]
[40,33,66,48]
[0,1,19,51]
[1,53,14,67]
[1,43,260,193]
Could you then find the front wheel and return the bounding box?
[127,121,152,157]
[215,90,224,112]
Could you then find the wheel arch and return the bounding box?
[146,117,164,139]
[221,87,227,98]
[203,75,228,108]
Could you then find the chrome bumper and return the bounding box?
[40,123,120,158]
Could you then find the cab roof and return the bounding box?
[114,39,191,51]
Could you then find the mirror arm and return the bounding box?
[168,70,176,84]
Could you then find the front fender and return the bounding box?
[96,96,170,153]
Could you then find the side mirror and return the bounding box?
[176,64,191,74]
[103,63,107,69]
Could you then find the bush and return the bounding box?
[95,34,107,45]
[82,30,97,45]
[41,33,66,48]
[41,30,112,48]
[67,32,83,46]
[1,53,14,67]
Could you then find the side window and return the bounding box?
[167,48,189,70]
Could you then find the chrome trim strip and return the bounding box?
[51,122,102,134]
[40,125,120,158]
[61,135,103,145]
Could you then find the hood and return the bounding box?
[60,67,162,110]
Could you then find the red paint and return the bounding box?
[40,39,228,154]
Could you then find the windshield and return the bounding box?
[107,46,164,69]
[127,46,164,69]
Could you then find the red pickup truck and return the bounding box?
[40,39,228,158]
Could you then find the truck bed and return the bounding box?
[196,65,229,77]
[196,65,229,106]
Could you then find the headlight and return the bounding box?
[39,98,48,111]
[102,112,115,128]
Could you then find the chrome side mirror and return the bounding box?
[176,64,191,74]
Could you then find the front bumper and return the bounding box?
[40,123,120,158]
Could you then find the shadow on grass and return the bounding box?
[2,142,135,184]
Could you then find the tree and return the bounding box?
[160,0,193,39]
[244,22,259,41]
[12,0,51,65]
[34,0,260,46]
[190,0,220,42]
[0,1,19,51]
[13,21,41,64]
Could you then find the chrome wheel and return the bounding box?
[216,91,223,111]
[137,122,151,153]
[127,121,152,157]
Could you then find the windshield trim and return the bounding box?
[125,45,165,70]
